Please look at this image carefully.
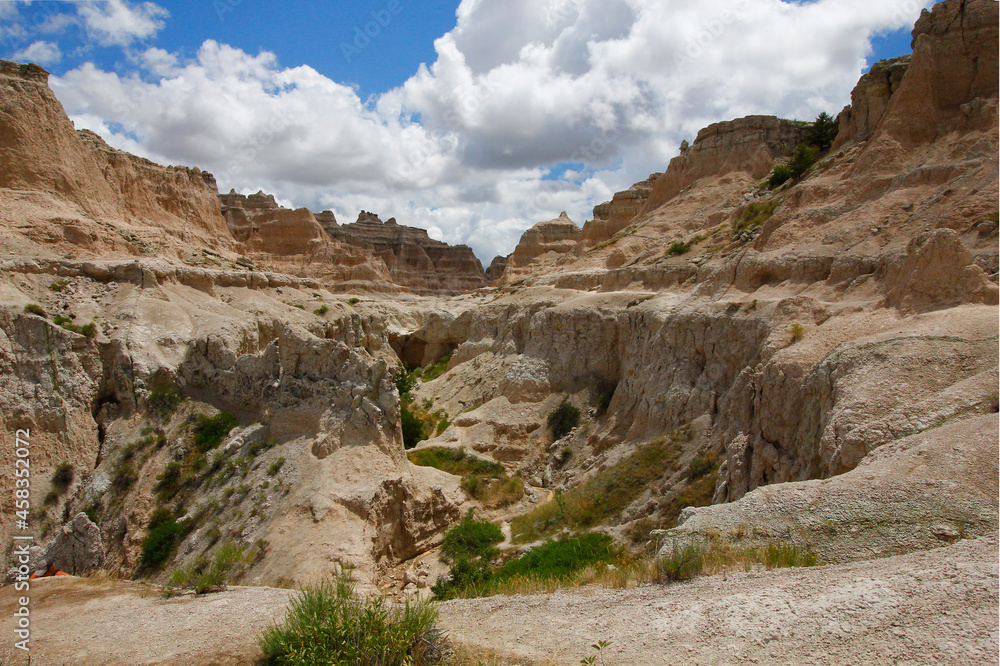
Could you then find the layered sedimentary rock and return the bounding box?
[485,255,508,282]
[833,56,911,150]
[508,212,582,269]
[641,116,806,213]
[582,174,660,245]
[328,213,487,295]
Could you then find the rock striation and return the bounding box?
[507,212,582,269]
[833,56,911,150]
[641,116,806,214]
[582,174,660,245]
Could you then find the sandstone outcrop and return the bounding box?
[485,255,508,282]
[507,212,582,269]
[582,174,660,245]
[43,513,105,575]
[641,116,806,213]
[833,56,911,150]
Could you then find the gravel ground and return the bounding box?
[0,535,995,665]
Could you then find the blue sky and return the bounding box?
[1,0,931,262]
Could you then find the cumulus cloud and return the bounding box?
[12,40,62,66]
[50,0,931,262]
[76,0,168,47]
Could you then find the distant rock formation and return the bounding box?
[508,212,582,269]
[641,116,806,214]
[221,194,486,295]
[485,255,508,282]
[327,212,487,295]
[582,173,661,245]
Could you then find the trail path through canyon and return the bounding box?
[1,535,995,665]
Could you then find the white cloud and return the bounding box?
[50,0,931,263]
[12,40,62,66]
[76,0,168,47]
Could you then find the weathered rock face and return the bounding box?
[642,116,806,214]
[833,56,911,150]
[44,513,105,575]
[327,213,487,295]
[583,174,660,245]
[221,196,486,295]
[508,213,582,269]
[485,255,508,282]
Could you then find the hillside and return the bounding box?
[0,0,996,663]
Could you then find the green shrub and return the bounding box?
[395,369,418,400]
[149,383,184,417]
[112,461,137,492]
[767,165,793,189]
[267,457,286,476]
[735,199,781,231]
[23,304,46,318]
[806,111,839,152]
[408,447,504,477]
[440,511,504,565]
[431,557,493,600]
[168,542,248,595]
[659,543,705,582]
[400,404,427,450]
[258,570,443,665]
[547,400,581,440]
[495,533,614,582]
[48,280,68,292]
[348,297,362,305]
[790,323,805,341]
[43,490,60,507]
[788,144,819,179]
[667,241,691,256]
[51,462,74,493]
[140,510,189,572]
[687,453,716,480]
[313,305,329,316]
[193,412,238,452]
[421,352,453,381]
[155,462,184,499]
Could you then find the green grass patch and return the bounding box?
[408,447,504,477]
[267,457,286,476]
[667,241,691,256]
[193,412,238,452]
[512,436,683,543]
[734,199,781,232]
[140,509,190,572]
[660,540,818,582]
[165,542,249,596]
[258,570,443,665]
[420,352,454,381]
[149,383,185,418]
[23,304,46,317]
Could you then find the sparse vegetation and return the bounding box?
[408,447,504,477]
[23,304,46,317]
[734,199,781,232]
[48,280,68,292]
[193,412,238,452]
[595,380,617,417]
[790,322,805,341]
[548,400,581,440]
[512,435,683,543]
[267,457,286,476]
[140,509,190,572]
[313,305,329,316]
[51,462,74,493]
[348,297,362,305]
[659,540,819,582]
[805,111,839,152]
[258,569,444,665]
[165,542,249,595]
[687,452,716,480]
[420,352,454,381]
[52,315,97,338]
[149,383,185,417]
[667,241,691,256]
[401,405,426,450]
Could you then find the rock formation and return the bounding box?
[582,173,660,245]
[507,212,582,269]
[485,255,508,281]
[833,55,911,150]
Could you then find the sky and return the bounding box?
[0,0,933,264]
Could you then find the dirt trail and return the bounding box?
[0,535,995,665]
[439,535,999,665]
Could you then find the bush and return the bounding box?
[267,457,286,476]
[401,404,427,450]
[48,280,68,292]
[51,462,74,493]
[23,304,46,318]
[735,199,781,231]
[395,369,418,400]
[687,453,716,481]
[348,297,362,305]
[806,111,839,152]
[313,305,329,316]
[787,144,819,179]
[790,323,805,341]
[43,490,60,507]
[149,383,184,418]
[258,570,443,665]
[421,352,453,381]
[547,400,581,440]
[193,412,238,452]
[140,510,189,572]
[155,462,184,498]
[440,511,504,565]
[112,461,138,492]
[767,165,793,189]
[667,241,691,256]
[168,542,247,595]
[407,447,502,476]
[495,533,614,582]
[659,543,705,582]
